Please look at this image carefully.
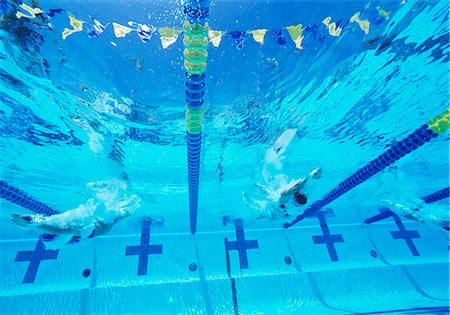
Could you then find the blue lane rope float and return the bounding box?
[364,209,395,224]
[421,187,450,204]
[284,109,450,229]
[0,180,59,216]
[183,0,210,234]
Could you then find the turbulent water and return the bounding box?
[0,0,448,236]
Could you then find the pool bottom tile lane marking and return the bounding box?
[193,238,214,315]
[125,218,163,276]
[224,219,259,269]
[14,238,59,284]
[360,213,444,301]
[225,246,239,315]
[223,219,258,315]
[368,208,421,256]
[284,231,350,313]
[312,211,344,262]
[389,211,421,256]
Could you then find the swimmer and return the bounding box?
[377,166,449,231]
[380,197,449,231]
[278,167,322,208]
[244,167,321,221]
[243,127,322,220]
[11,179,141,248]
[11,211,129,239]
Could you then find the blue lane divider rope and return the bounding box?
[187,132,202,234]
[364,209,395,224]
[125,217,163,276]
[421,187,450,204]
[284,123,442,229]
[312,211,344,261]
[14,239,59,283]
[184,0,210,234]
[224,219,259,269]
[0,180,59,216]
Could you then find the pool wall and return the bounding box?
[1,208,449,314]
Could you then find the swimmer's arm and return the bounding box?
[283,178,307,196]
[94,221,114,236]
[34,224,78,235]
[94,214,129,236]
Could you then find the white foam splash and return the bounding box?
[38,178,141,233]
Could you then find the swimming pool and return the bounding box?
[0,0,449,313]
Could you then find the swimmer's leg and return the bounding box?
[11,213,78,235]
[12,214,78,249]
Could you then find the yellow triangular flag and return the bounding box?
[350,12,370,35]
[286,24,304,49]
[328,23,342,36]
[62,12,84,40]
[112,22,132,38]
[208,30,223,47]
[158,27,182,49]
[377,6,391,19]
[323,17,332,27]
[16,3,43,19]
[248,29,267,44]
[322,17,342,37]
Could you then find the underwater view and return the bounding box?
[0,0,449,314]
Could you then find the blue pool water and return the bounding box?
[0,0,449,313]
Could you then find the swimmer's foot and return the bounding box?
[11,214,36,227]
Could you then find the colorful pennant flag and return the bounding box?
[158,27,182,48]
[377,6,391,20]
[112,22,132,38]
[229,31,246,50]
[305,24,327,44]
[322,17,342,37]
[62,12,84,40]
[208,30,223,47]
[16,3,43,19]
[47,8,64,18]
[248,29,267,45]
[271,29,287,46]
[87,17,108,38]
[285,24,304,49]
[26,1,398,50]
[136,23,156,43]
[350,12,370,34]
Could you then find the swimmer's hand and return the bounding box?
[309,168,322,179]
